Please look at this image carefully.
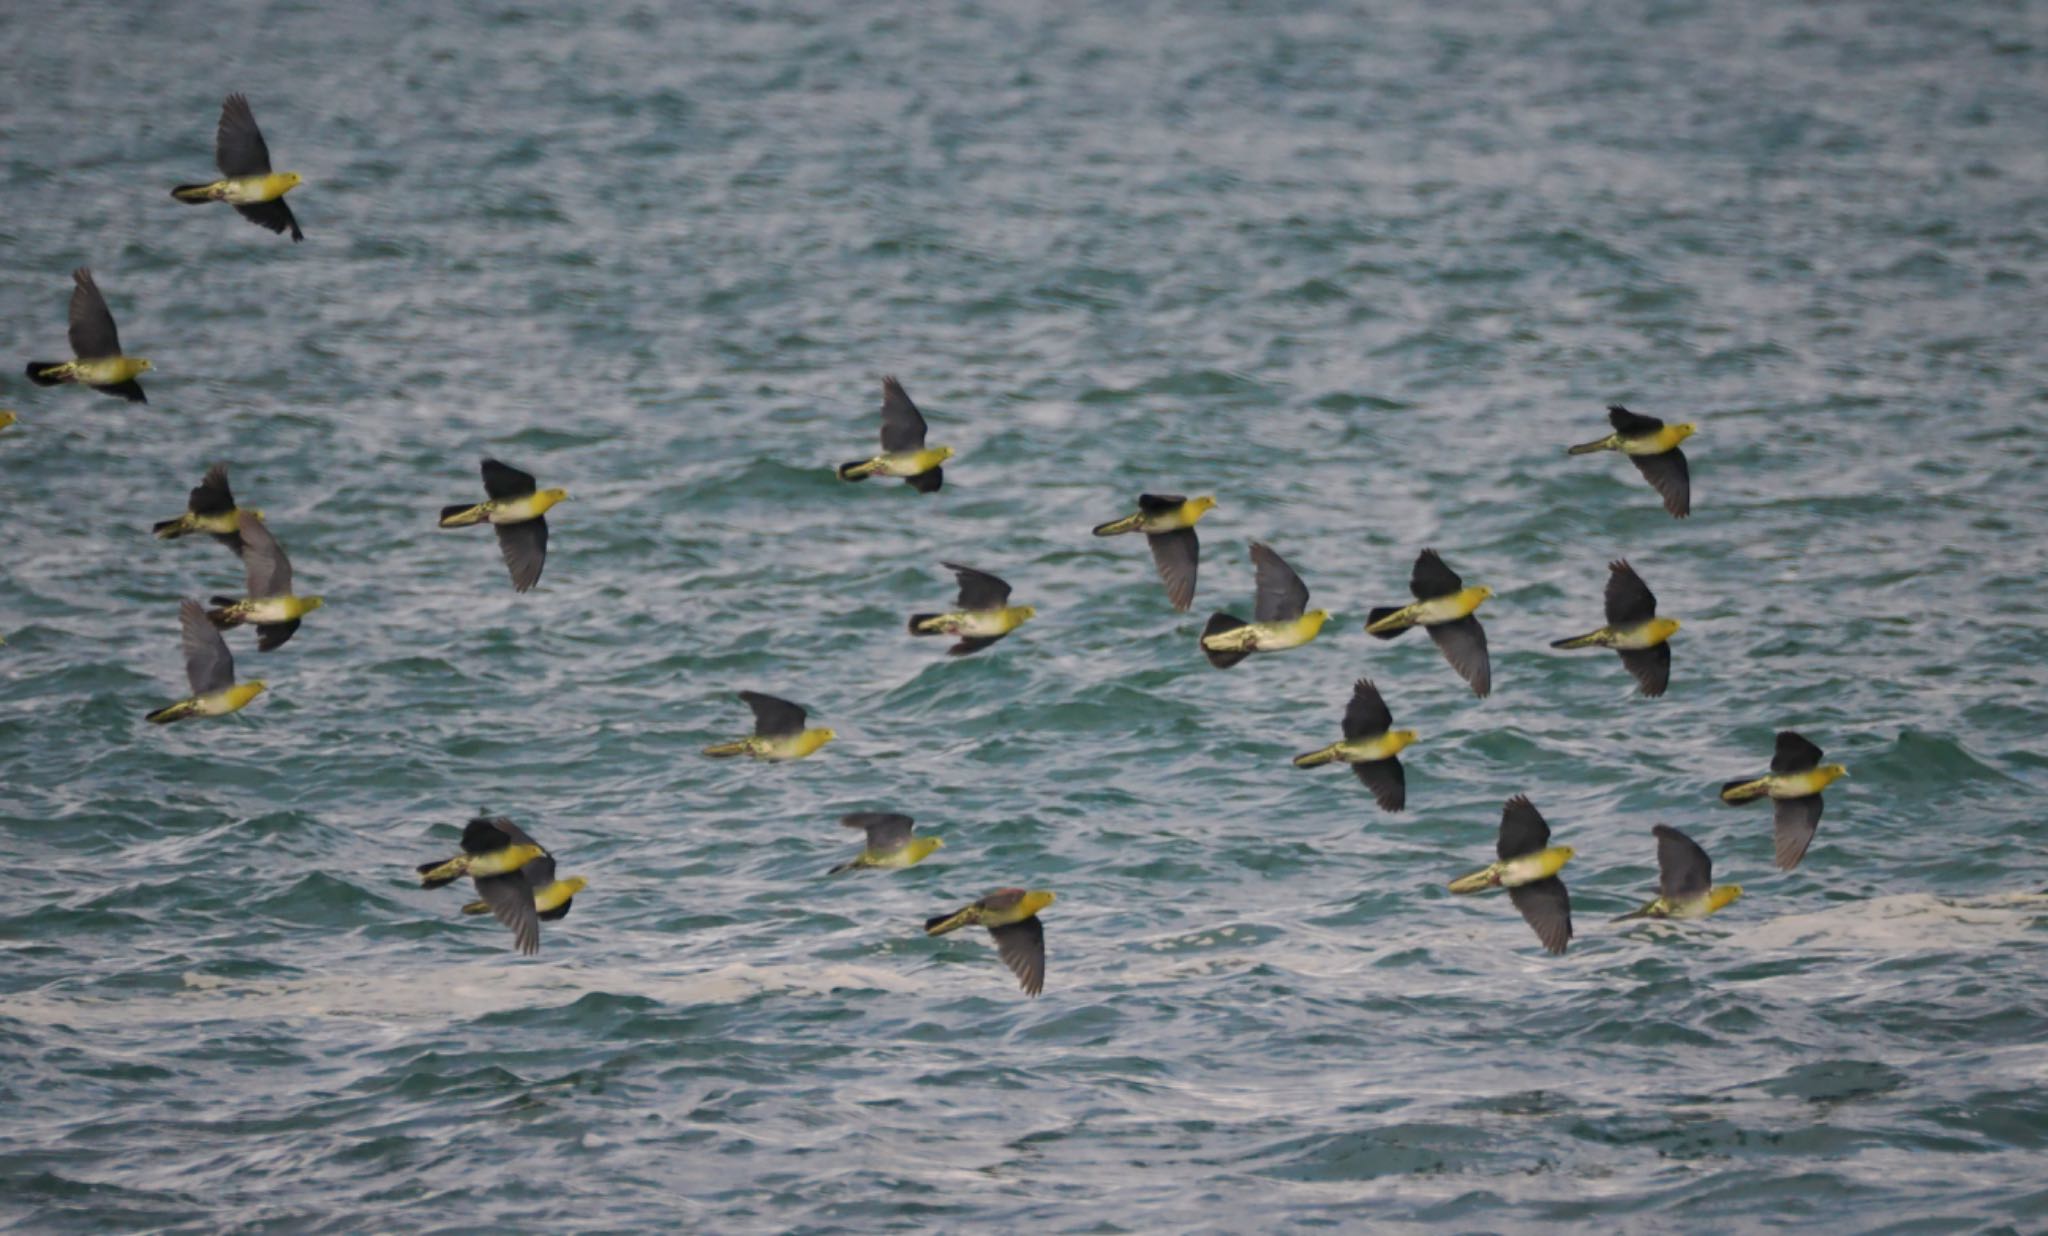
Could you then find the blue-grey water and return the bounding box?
[4,0,2047,1230]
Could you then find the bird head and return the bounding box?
[1018,889,1057,917]
[1388,729,1419,755]
[304,596,326,613]
[1819,763,1849,785]
[557,876,589,898]
[1189,495,1218,519]
[1017,605,1039,621]
[1302,608,1331,633]
[246,680,269,696]
[281,172,304,189]
[242,508,267,523]
[1675,422,1698,441]
[935,446,957,462]
[1649,617,1682,641]
[536,487,570,513]
[817,728,840,744]
[138,359,155,372]
[1708,885,1744,913]
[1474,585,1496,602]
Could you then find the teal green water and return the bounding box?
[5,1,2048,1230]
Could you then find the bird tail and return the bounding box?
[439,503,488,527]
[924,908,976,936]
[1566,435,1615,455]
[1291,745,1340,769]
[153,516,192,540]
[459,898,491,915]
[145,699,199,724]
[25,361,70,387]
[836,459,878,482]
[416,857,465,888]
[701,739,750,758]
[1446,866,1501,895]
[1364,606,1413,638]
[1611,900,1659,922]
[1092,513,1142,536]
[171,182,220,203]
[828,858,862,875]
[1720,777,1770,804]
[1549,629,1606,650]
[1200,613,1250,669]
[907,612,947,636]
[205,601,242,628]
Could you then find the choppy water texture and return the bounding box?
[4,0,2048,1230]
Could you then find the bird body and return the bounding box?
[1721,731,1846,871]
[1568,406,1695,517]
[1552,560,1680,696]
[1615,824,1742,921]
[1092,494,1214,538]
[1446,845,1575,894]
[1291,678,1413,811]
[908,562,1036,655]
[438,488,565,528]
[439,459,566,592]
[837,377,952,492]
[462,873,588,919]
[830,812,943,873]
[1550,616,1681,652]
[25,269,151,403]
[926,888,1055,996]
[1364,586,1491,633]
[170,94,304,241]
[146,599,267,723]
[1293,729,1415,767]
[703,690,835,761]
[1201,542,1325,668]
[1720,764,1846,803]
[417,842,546,888]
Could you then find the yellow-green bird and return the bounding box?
[170,93,305,241]
[829,812,944,873]
[1292,678,1415,812]
[1448,795,1575,954]
[206,514,323,651]
[1568,404,1695,518]
[926,888,1055,997]
[146,598,267,724]
[836,376,954,492]
[25,268,151,403]
[1365,548,1494,697]
[1201,541,1328,668]
[450,818,587,955]
[439,458,567,593]
[1092,493,1217,611]
[153,462,261,557]
[1720,730,1847,872]
[908,562,1036,655]
[1551,559,1680,697]
[1615,824,1743,921]
[703,691,837,761]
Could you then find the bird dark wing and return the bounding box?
[215,93,274,176]
[479,817,544,852]
[1653,824,1712,902]
[1607,405,1665,435]
[1497,795,1551,859]
[473,872,541,955]
[1146,528,1200,612]
[480,458,539,500]
[238,514,294,597]
[989,918,1046,997]
[234,200,303,242]
[1250,541,1309,623]
[1136,493,1185,513]
[179,598,236,695]
[255,620,300,652]
[92,380,148,404]
[495,518,548,592]
[1427,616,1491,698]
[1340,678,1393,739]
[944,562,1011,610]
[1604,559,1657,627]
[460,817,520,853]
[1772,731,1824,774]
[948,636,1004,656]
[1409,548,1463,600]
[1351,756,1405,812]
[68,268,123,359]
[905,466,943,494]
[1629,449,1691,518]
[739,691,806,737]
[878,376,928,452]
[1618,644,1671,698]
[844,812,914,853]
[1773,796,1824,872]
[976,888,1028,914]
[521,852,558,889]
[190,463,236,516]
[1508,877,1573,955]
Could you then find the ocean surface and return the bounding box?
[4,0,2047,1230]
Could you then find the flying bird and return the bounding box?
[170,93,305,241]
[1200,542,1327,668]
[926,888,1056,997]
[1447,795,1575,954]
[153,463,261,557]
[438,458,567,593]
[206,514,323,651]
[836,376,954,492]
[1568,405,1695,518]
[828,812,944,874]
[702,691,837,761]
[908,562,1036,655]
[1364,548,1494,697]
[1720,730,1848,871]
[447,818,586,955]
[25,268,151,403]
[1615,824,1743,921]
[1091,493,1217,611]
[1550,560,1680,697]
[145,599,267,723]
[1291,678,1415,812]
